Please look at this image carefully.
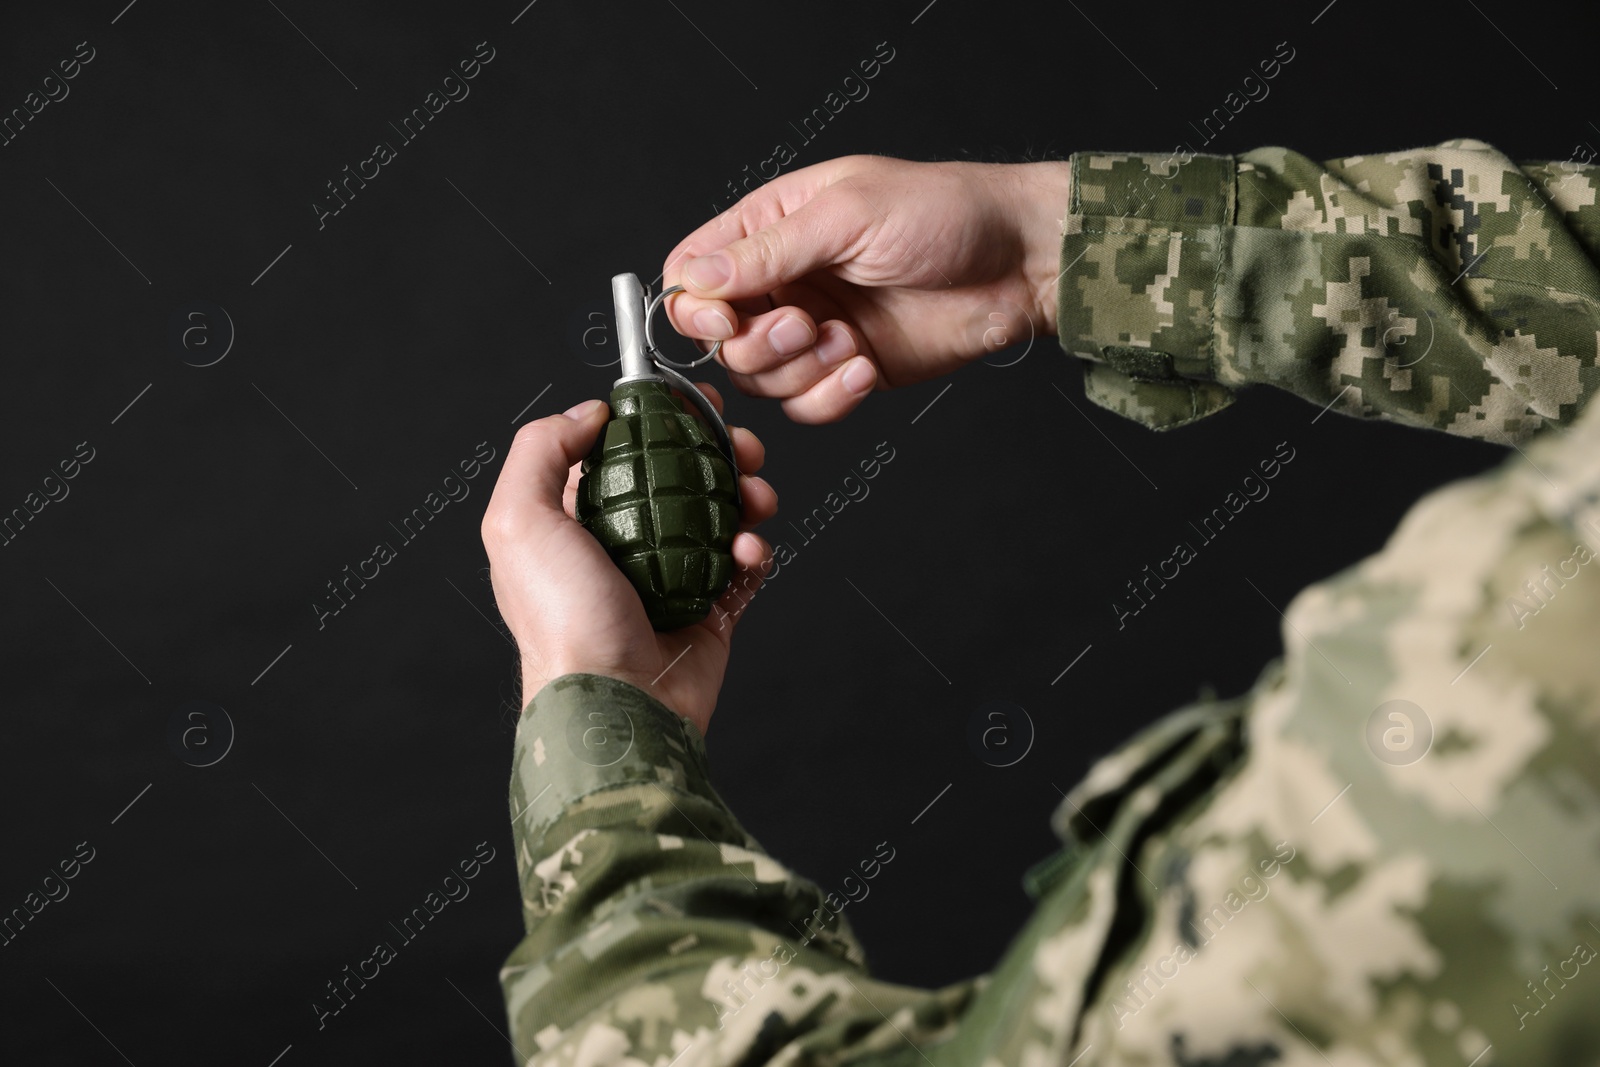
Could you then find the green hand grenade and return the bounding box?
[575,273,741,630]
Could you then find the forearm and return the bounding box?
[1049,140,1600,439]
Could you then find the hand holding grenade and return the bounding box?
[575,273,741,630]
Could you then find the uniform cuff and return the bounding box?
[509,673,715,858]
[1057,151,1240,430]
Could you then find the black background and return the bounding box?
[1,0,1589,1063]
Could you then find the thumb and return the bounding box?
[484,399,608,534]
[682,197,863,301]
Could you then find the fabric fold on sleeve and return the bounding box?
[1057,140,1600,442]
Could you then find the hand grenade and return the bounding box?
[575,273,741,631]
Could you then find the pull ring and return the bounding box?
[644,285,723,370]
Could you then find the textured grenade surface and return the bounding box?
[576,379,738,631]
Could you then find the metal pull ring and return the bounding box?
[644,285,723,370]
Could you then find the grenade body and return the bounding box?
[576,379,738,630]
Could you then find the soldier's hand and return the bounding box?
[480,384,776,737]
[662,155,1071,424]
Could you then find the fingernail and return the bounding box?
[814,323,853,365]
[685,252,731,291]
[842,357,875,395]
[768,314,815,357]
[693,308,734,340]
[564,399,605,420]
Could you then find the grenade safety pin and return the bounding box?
[574,273,741,631]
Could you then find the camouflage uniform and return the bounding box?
[500,141,1600,1065]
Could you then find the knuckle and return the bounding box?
[480,507,511,546]
[721,341,770,376]
[509,419,549,454]
[482,501,533,549]
[746,226,788,274]
[727,370,769,398]
[793,395,847,425]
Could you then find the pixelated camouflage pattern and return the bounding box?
[499,143,1600,1066]
[1059,141,1600,441]
[1082,362,1236,431]
[499,673,973,1064]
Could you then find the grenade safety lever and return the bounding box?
[574,273,741,631]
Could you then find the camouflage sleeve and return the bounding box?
[498,673,982,1065]
[1056,139,1600,439]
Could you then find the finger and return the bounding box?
[715,533,773,631]
[562,457,583,520]
[682,197,868,306]
[731,293,776,320]
[661,234,784,349]
[692,294,775,350]
[778,356,878,425]
[724,318,865,396]
[664,290,740,347]
[712,276,858,373]
[660,168,870,325]
[661,161,839,293]
[658,291,773,354]
[714,306,825,375]
[730,531,771,574]
[486,400,609,540]
[708,532,774,638]
[689,381,724,416]
[660,160,856,358]
[730,426,765,476]
[738,474,777,528]
[662,212,777,348]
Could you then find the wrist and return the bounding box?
[1007,160,1073,337]
[521,664,674,719]
[522,666,640,709]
